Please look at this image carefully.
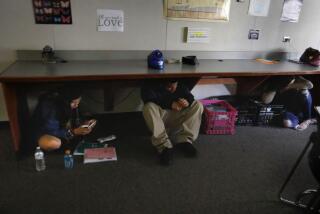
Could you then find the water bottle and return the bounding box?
[34,146,46,171]
[64,150,74,169]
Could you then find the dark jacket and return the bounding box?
[31,92,79,141]
[141,81,194,110]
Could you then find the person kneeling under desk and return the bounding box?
[261,76,316,131]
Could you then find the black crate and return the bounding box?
[236,100,284,126]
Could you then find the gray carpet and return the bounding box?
[0,122,317,214]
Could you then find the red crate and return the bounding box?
[200,99,238,135]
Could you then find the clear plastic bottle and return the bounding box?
[64,150,74,169]
[34,146,46,171]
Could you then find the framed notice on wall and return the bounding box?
[33,0,72,24]
[164,0,231,22]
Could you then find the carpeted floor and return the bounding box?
[0,114,317,214]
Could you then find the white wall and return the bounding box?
[1,0,320,118]
[1,0,320,52]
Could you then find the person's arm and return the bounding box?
[141,84,174,109]
[40,103,91,140]
[176,84,194,106]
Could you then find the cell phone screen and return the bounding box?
[81,121,96,129]
[88,121,96,129]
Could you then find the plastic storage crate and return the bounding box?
[200,99,238,135]
[236,100,284,126]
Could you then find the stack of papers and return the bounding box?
[84,147,117,164]
[280,0,303,23]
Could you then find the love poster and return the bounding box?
[33,0,72,24]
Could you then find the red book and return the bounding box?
[84,147,117,163]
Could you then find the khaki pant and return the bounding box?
[142,101,203,152]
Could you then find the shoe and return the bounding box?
[175,142,197,157]
[159,148,173,166]
[310,118,317,124]
[295,119,314,131]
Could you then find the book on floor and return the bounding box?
[73,141,107,155]
[84,147,117,164]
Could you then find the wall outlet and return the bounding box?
[283,36,291,43]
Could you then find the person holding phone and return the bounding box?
[31,87,96,151]
[141,79,203,166]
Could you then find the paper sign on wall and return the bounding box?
[280,0,303,23]
[248,29,260,40]
[186,28,210,43]
[248,0,271,17]
[97,9,124,32]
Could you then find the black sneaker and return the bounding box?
[175,142,197,157]
[159,147,173,166]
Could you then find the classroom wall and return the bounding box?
[1,0,320,119]
[1,0,320,52]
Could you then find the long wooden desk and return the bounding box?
[1,59,320,152]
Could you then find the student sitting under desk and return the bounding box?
[30,87,96,151]
[141,79,203,166]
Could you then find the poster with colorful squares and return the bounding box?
[33,0,72,24]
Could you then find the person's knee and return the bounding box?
[191,100,204,114]
[143,102,160,116]
[38,135,62,151]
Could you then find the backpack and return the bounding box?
[300,47,320,66]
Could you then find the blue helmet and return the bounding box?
[148,50,164,70]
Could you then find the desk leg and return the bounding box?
[2,83,20,152]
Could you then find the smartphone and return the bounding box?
[81,121,96,129]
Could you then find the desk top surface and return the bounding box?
[1,59,320,82]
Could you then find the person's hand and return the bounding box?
[178,98,189,108]
[72,127,92,136]
[171,101,182,111]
